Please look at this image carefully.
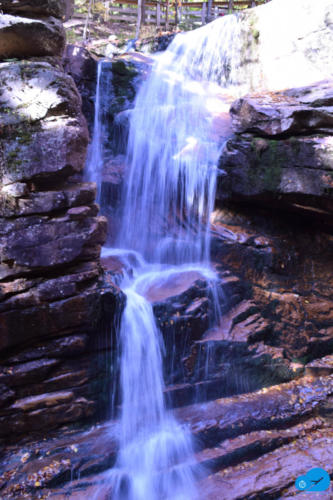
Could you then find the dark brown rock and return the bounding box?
[63,44,98,132]
[0,288,100,351]
[231,80,333,137]
[0,15,65,59]
[218,134,333,215]
[0,261,99,303]
[0,212,107,280]
[4,334,89,364]
[0,0,73,20]
[1,374,333,499]
[100,156,127,210]
[11,390,74,411]
[201,428,333,500]
[0,383,14,408]
[0,183,96,218]
[211,204,333,361]
[176,375,333,446]
[0,422,116,497]
[0,396,95,437]
[0,5,123,443]
[0,358,59,387]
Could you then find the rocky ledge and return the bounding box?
[0,373,332,498]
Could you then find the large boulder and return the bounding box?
[218,134,333,215]
[0,0,73,20]
[0,14,65,59]
[0,60,88,185]
[229,0,333,93]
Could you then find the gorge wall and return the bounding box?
[0,0,124,441]
[213,81,333,365]
[0,1,332,498]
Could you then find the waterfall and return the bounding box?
[118,16,242,264]
[86,60,113,203]
[88,14,242,500]
[109,282,198,500]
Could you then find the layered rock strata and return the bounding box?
[0,0,123,440]
[210,80,333,386]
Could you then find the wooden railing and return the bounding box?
[107,0,269,27]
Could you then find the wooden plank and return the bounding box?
[201,1,206,24]
[157,1,161,26]
[110,6,159,14]
[110,7,138,14]
[108,14,138,20]
[111,0,266,6]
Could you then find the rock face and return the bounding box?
[0,3,123,439]
[1,4,333,500]
[1,374,332,498]
[0,61,86,187]
[214,81,333,369]
[219,80,333,218]
[63,45,98,134]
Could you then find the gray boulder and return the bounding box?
[0,14,65,59]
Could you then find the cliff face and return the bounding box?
[0,0,123,440]
[213,81,333,365]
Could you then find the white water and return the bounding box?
[118,17,242,265]
[88,13,241,500]
[108,266,199,500]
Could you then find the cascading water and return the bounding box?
[108,273,199,500]
[88,14,243,500]
[118,16,243,264]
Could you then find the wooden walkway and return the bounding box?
[106,0,270,27]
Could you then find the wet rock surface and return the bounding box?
[212,83,333,393]
[63,46,152,138]
[63,44,98,134]
[1,374,332,499]
[212,202,333,364]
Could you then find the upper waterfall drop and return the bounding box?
[117,15,242,265]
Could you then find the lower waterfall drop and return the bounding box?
[111,278,199,500]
